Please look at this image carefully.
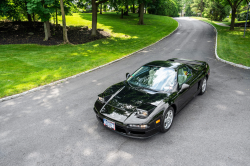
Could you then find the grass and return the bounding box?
[0,13,178,98]
[207,19,247,26]
[221,20,247,26]
[193,17,250,67]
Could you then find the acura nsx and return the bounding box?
[93,58,210,138]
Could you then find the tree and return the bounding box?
[0,0,9,17]
[147,0,179,17]
[225,0,244,30]
[138,3,144,24]
[132,3,135,13]
[91,0,109,36]
[60,0,69,43]
[213,0,249,30]
[191,0,205,15]
[185,4,193,16]
[27,0,55,41]
[0,0,34,23]
[124,5,129,15]
[100,4,103,14]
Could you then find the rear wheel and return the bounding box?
[199,77,207,95]
[160,107,174,133]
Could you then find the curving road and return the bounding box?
[1,18,250,166]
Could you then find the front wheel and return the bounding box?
[160,107,174,133]
[199,77,207,95]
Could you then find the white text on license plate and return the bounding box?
[103,119,115,130]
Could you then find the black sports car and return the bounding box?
[94,58,210,138]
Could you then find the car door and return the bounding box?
[175,65,196,111]
[185,65,199,97]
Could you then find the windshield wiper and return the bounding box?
[126,81,159,92]
[126,80,134,88]
[136,87,159,92]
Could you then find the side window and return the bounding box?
[177,66,192,85]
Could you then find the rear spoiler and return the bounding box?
[167,58,206,66]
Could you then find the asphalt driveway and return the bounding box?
[1,17,250,166]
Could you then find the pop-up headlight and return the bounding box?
[136,109,148,118]
[98,96,105,103]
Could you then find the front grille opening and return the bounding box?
[115,125,126,133]
[130,130,145,135]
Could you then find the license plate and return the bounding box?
[103,118,115,130]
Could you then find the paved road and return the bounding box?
[1,18,250,166]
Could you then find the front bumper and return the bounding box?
[94,108,161,139]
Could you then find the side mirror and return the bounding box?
[126,73,130,79]
[179,83,190,93]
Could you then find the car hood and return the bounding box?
[101,82,168,122]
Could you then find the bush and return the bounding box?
[238,12,250,21]
[222,17,229,22]
[148,0,179,17]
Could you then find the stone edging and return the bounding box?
[198,19,250,70]
[0,22,179,102]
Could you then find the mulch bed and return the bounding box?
[0,21,110,45]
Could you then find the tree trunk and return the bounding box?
[133,4,135,13]
[138,4,140,17]
[100,4,102,14]
[44,21,51,41]
[33,13,35,22]
[104,5,106,12]
[60,0,69,43]
[138,3,144,25]
[25,1,32,26]
[124,5,128,15]
[230,7,236,30]
[44,22,48,41]
[121,9,124,18]
[56,8,58,26]
[27,14,32,24]
[91,0,97,36]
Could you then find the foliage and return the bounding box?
[222,17,230,21]
[0,13,178,98]
[191,0,205,14]
[109,0,133,14]
[202,1,230,21]
[238,11,250,21]
[185,4,193,16]
[70,3,82,13]
[26,0,55,22]
[0,0,29,21]
[237,4,250,21]
[147,0,179,17]
[0,0,11,17]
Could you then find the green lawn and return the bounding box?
[208,19,247,26]
[0,13,178,98]
[193,17,250,67]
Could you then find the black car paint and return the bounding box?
[94,59,210,138]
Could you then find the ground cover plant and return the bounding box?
[193,17,250,67]
[0,13,178,98]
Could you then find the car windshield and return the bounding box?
[127,66,177,92]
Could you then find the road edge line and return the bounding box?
[198,19,250,70]
[0,20,179,102]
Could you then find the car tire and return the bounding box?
[199,77,207,95]
[160,107,174,133]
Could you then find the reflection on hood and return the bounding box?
[100,82,169,122]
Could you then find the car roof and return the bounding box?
[144,61,183,69]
